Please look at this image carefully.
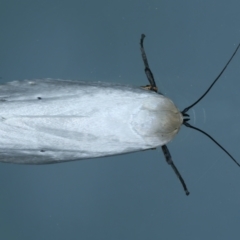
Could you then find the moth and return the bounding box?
[1,35,239,195]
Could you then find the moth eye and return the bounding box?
[37,97,42,100]
[40,149,45,152]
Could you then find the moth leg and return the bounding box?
[141,85,156,91]
[161,145,190,196]
[140,34,158,93]
[141,148,157,152]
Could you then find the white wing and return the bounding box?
[0,79,182,164]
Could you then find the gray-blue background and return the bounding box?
[1,1,240,239]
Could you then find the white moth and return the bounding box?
[0,79,181,163]
[1,34,240,195]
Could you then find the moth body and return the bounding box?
[0,79,182,164]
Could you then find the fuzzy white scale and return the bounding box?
[0,79,183,164]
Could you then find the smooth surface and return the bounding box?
[0,79,182,163]
[0,1,240,240]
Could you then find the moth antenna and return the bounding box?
[182,42,240,114]
[183,121,240,167]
